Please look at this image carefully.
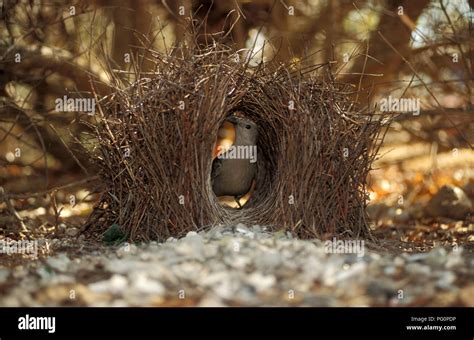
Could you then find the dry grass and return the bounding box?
[86,41,386,241]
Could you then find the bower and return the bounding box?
[87,43,385,241]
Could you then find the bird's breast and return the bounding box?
[212,158,256,197]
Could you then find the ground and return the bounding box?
[1,226,473,307]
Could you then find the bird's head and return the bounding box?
[226,115,258,135]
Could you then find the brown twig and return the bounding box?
[0,186,28,233]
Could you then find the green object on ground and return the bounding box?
[103,223,127,245]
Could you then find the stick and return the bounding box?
[0,186,28,232]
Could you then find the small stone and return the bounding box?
[201,272,238,299]
[50,238,60,246]
[235,223,248,232]
[459,284,474,306]
[208,227,222,238]
[116,243,138,257]
[321,257,346,286]
[1,296,20,307]
[445,249,464,269]
[198,294,226,307]
[0,268,10,282]
[301,294,335,307]
[235,224,254,238]
[393,256,405,266]
[435,271,456,290]
[88,274,128,294]
[131,273,165,295]
[405,263,431,276]
[407,253,430,262]
[56,223,67,234]
[255,251,281,271]
[425,247,448,268]
[235,285,259,304]
[179,232,204,258]
[204,243,218,258]
[139,252,152,261]
[46,254,70,272]
[49,274,75,285]
[366,280,397,300]
[300,258,323,281]
[105,259,148,274]
[65,227,80,237]
[36,267,52,281]
[425,185,472,219]
[185,231,198,238]
[245,272,276,293]
[384,266,397,276]
[225,255,250,269]
[333,262,367,283]
[12,266,28,279]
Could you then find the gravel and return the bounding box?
[0,224,473,307]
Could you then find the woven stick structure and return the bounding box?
[88,42,386,241]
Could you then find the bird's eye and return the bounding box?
[245,125,251,129]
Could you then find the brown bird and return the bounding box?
[212,115,258,208]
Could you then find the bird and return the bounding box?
[212,115,258,208]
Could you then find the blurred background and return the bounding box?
[0,0,473,248]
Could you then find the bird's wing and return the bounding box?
[211,158,223,179]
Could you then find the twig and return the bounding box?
[0,186,28,233]
[8,176,99,199]
[378,32,473,149]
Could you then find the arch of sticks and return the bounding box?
[87,43,386,241]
